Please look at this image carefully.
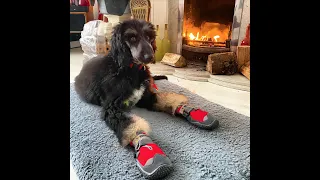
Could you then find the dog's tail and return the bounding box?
[152,75,168,81]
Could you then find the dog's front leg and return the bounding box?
[101,106,173,179]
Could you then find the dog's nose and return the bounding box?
[144,54,154,62]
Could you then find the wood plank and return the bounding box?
[240,61,250,80]
[161,53,187,67]
[207,52,237,75]
[87,6,94,21]
[70,12,86,15]
[237,45,250,70]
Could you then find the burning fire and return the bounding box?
[188,32,220,42]
[189,33,196,40]
[213,35,220,42]
[200,36,207,41]
[183,20,230,44]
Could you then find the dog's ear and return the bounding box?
[145,22,157,63]
[145,22,157,53]
[152,40,157,53]
[110,23,124,52]
[110,23,131,66]
[150,40,157,64]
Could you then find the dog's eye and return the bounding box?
[130,37,136,42]
[146,36,150,41]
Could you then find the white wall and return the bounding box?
[150,0,168,39]
[93,0,169,39]
[237,0,250,46]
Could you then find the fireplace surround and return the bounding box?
[150,0,250,89]
[180,0,235,66]
[167,0,250,55]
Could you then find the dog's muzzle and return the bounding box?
[142,54,154,63]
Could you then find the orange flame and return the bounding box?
[189,33,196,40]
[189,32,201,40]
[201,36,207,41]
[188,33,221,42]
[213,35,220,42]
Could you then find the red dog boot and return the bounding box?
[175,104,219,130]
[131,133,173,179]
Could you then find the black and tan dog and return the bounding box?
[74,19,219,179]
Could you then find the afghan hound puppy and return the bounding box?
[74,19,219,179]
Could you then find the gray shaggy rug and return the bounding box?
[70,80,250,180]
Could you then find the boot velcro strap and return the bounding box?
[179,105,195,117]
[134,136,153,151]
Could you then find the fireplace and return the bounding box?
[167,0,249,57]
[151,0,250,84]
[180,0,235,67]
[183,0,234,48]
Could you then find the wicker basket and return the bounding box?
[130,0,151,22]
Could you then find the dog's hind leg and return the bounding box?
[137,90,219,130]
[101,107,173,179]
[152,92,189,115]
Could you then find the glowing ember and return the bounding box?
[187,32,223,44]
[187,32,221,42]
[189,33,196,40]
[213,35,220,42]
[183,19,230,44]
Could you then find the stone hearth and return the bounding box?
[173,68,210,82]
[148,63,250,92]
[208,73,250,92]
